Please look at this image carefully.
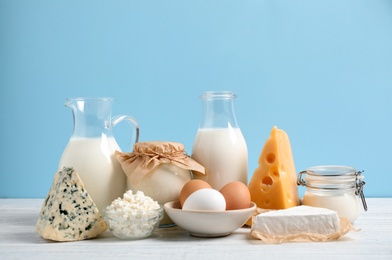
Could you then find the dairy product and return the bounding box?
[104,190,162,239]
[36,167,107,242]
[248,126,299,209]
[250,206,350,243]
[127,164,191,209]
[116,141,203,226]
[297,165,366,224]
[302,189,360,223]
[127,164,191,225]
[252,206,340,235]
[59,136,126,213]
[191,127,248,190]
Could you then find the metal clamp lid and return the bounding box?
[296,170,307,187]
[355,170,368,211]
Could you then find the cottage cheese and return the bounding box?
[104,190,162,239]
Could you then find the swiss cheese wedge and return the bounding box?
[248,126,299,210]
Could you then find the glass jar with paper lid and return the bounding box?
[115,141,205,227]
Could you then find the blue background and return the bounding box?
[1,1,391,198]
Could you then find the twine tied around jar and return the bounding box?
[115,141,205,186]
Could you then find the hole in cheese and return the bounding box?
[271,166,280,177]
[266,153,276,164]
[262,176,273,186]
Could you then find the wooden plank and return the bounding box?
[0,198,391,259]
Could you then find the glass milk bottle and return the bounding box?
[58,97,139,213]
[191,91,248,190]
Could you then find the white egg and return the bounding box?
[182,188,226,211]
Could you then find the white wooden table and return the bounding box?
[0,198,391,259]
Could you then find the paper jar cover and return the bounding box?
[115,141,205,186]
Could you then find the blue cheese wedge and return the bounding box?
[36,167,107,242]
[251,206,344,243]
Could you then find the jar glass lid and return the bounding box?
[306,165,356,176]
[300,165,360,189]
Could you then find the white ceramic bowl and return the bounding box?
[164,201,256,237]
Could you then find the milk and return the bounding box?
[58,136,126,213]
[191,127,248,190]
[303,190,360,223]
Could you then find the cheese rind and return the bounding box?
[36,167,107,242]
[248,126,299,209]
[251,206,340,236]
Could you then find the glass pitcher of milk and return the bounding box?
[58,97,139,213]
[191,91,248,190]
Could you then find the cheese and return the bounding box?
[36,167,107,242]
[248,126,299,210]
[104,190,162,239]
[251,206,340,237]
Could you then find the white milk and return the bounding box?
[191,127,248,190]
[302,190,360,223]
[58,136,126,213]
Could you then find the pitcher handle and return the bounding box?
[111,115,140,147]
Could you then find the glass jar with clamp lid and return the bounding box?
[297,165,367,223]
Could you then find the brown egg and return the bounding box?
[180,179,212,207]
[220,181,251,210]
